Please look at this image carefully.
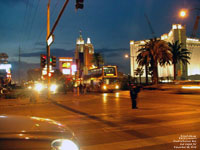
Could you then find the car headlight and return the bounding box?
[34,83,43,92]
[115,85,119,89]
[182,86,200,89]
[50,84,57,92]
[103,85,107,90]
[51,139,79,150]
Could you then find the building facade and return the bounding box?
[130,24,200,81]
[75,32,94,78]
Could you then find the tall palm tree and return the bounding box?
[91,52,104,68]
[136,51,150,84]
[168,41,191,80]
[134,67,144,84]
[137,38,172,84]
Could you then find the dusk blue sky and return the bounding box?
[0,0,200,80]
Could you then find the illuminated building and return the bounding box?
[0,53,12,81]
[130,24,200,80]
[84,38,94,75]
[0,64,12,79]
[75,32,94,78]
[58,57,76,79]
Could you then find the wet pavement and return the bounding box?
[0,90,199,150]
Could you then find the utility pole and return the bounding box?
[18,46,21,85]
[46,0,84,98]
[46,0,51,99]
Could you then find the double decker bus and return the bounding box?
[83,65,119,92]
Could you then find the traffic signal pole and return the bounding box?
[46,0,83,99]
[46,0,69,99]
[49,0,70,37]
[47,0,51,99]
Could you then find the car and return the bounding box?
[27,81,59,94]
[175,81,200,94]
[0,115,80,150]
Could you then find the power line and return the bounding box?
[33,0,62,52]
[28,0,41,41]
[23,0,35,47]
[19,0,29,46]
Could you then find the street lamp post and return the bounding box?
[124,54,135,78]
[179,8,200,38]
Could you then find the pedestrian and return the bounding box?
[79,83,83,94]
[64,83,67,94]
[30,90,37,103]
[83,84,87,94]
[130,86,141,109]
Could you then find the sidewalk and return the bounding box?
[0,91,92,107]
[0,95,49,107]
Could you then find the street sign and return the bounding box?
[47,34,54,46]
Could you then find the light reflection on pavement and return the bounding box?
[0,90,200,150]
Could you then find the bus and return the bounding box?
[83,65,119,92]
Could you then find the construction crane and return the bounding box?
[191,15,200,38]
[144,13,156,38]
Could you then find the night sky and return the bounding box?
[0,0,200,81]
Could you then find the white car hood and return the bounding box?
[0,115,74,140]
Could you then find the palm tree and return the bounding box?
[134,67,144,84]
[136,51,150,84]
[91,52,104,68]
[137,38,172,84]
[168,41,191,80]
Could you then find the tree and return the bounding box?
[168,41,191,80]
[136,51,150,84]
[91,52,104,68]
[137,38,172,84]
[134,67,144,84]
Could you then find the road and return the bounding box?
[0,89,199,150]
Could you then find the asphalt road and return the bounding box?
[0,89,199,150]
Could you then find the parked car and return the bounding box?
[0,115,80,150]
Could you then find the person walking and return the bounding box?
[79,83,83,94]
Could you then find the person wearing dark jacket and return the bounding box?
[130,86,141,109]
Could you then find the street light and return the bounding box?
[124,54,134,58]
[178,8,200,38]
[179,8,200,18]
[179,9,188,18]
[124,54,135,78]
[124,54,129,58]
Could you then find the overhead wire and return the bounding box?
[32,0,62,52]
[28,0,41,41]
[19,0,29,47]
[22,0,35,50]
[20,0,30,49]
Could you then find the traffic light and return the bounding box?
[75,0,84,9]
[40,54,47,68]
[52,56,56,67]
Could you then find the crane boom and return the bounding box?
[191,15,200,38]
[144,14,156,38]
